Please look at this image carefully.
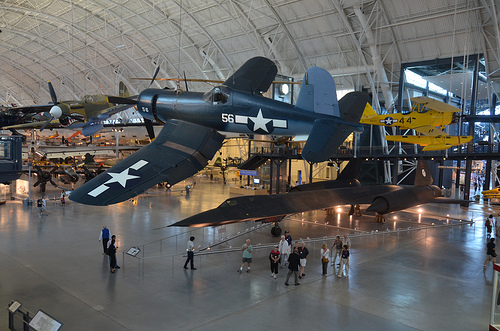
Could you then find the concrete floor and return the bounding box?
[0,178,498,330]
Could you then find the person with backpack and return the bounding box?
[107,235,120,273]
[486,214,494,237]
[484,238,496,270]
[37,196,46,216]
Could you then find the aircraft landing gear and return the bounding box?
[271,222,282,237]
[375,213,386,223]
[354,204,362,217]
[348,204,355,215]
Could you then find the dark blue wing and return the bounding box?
[69,120,224,205]
[223,57,277,95]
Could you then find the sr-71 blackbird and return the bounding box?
[171,160,468,228]
[69,57,368,205]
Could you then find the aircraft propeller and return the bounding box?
[107,66,162,140]
[40,81,64,131]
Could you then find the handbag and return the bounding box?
[322,257,329,263]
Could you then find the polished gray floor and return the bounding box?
[0,179,497,330]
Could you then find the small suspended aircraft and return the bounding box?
[69,57,369,206]
[2,82,133,137]
[360,97,473,151]
[482,188,500,199]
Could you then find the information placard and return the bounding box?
[127,246,141,257]
[29,310,62,331]
[8,301,21,313]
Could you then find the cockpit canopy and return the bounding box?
[204,87,229,104]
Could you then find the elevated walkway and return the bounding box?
[238,154,268,170]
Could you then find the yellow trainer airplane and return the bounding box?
[360,96,472,150]
[482,188,500,199]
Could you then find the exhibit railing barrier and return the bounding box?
[490,263,500,330]
[121,216,473,275]
[6,300,62,331]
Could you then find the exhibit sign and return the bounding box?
[29,310,62,331]
[127,246,141,257]
[239,170,257,176]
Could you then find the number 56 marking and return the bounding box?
[222,113,234,123]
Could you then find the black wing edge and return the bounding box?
[223,57,277,95]
[69,120,224,205]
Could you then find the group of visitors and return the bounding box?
[321,234,350,277]
[99,226,120,273]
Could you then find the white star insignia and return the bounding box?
[87,159,148,197]
[248,109,271,133]
[104,168,140,188]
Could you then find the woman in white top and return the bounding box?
[278,235,291,268]
[321,243,330,276]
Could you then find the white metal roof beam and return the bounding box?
[354,7,395,111]
[2,27,116,94]
[262,0,307,72]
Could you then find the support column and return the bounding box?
[309,162,314,184]
[392,159,398,185]
[485,160,492,191]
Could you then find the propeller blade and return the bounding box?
[106,96,137,105]
[149,65,161,87]
[48,81,58,104]
[183,71,189,92]
[40,116,55,131]
[144,118,155,140]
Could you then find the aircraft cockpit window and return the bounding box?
[204,90,213,103]
[0,141,12,160]
[220,199,238,208]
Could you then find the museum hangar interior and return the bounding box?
[1,0,500,330]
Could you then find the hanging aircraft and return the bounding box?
[481,188,500,199]
[360,97,473,150]
[2,82,134,137]
[384,134,472,151]
[69,56,369,206]
[170,160,468,229]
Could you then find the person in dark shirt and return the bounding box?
[269,245,280,279]
[285,249,300,286]
[107,235,119,273]
[338,245,350,277]
[484,237,496,270]
[285,231,292,246]
[297,241,309,279]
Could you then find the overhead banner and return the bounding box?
[239,170,257,176]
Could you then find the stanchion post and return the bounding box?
[23,311,29,331]
[8,310,14,330]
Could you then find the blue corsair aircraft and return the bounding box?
[69,57,368,206]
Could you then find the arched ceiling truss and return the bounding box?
[0,0,498,107]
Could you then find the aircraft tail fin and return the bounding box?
[301,92,368,163]
[414,160,433,187]
[295,67,339,116]
[337,159,361,181]
[360,102,377,121]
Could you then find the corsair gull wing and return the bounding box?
[222,57,277,95]
[69,120,224,205]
